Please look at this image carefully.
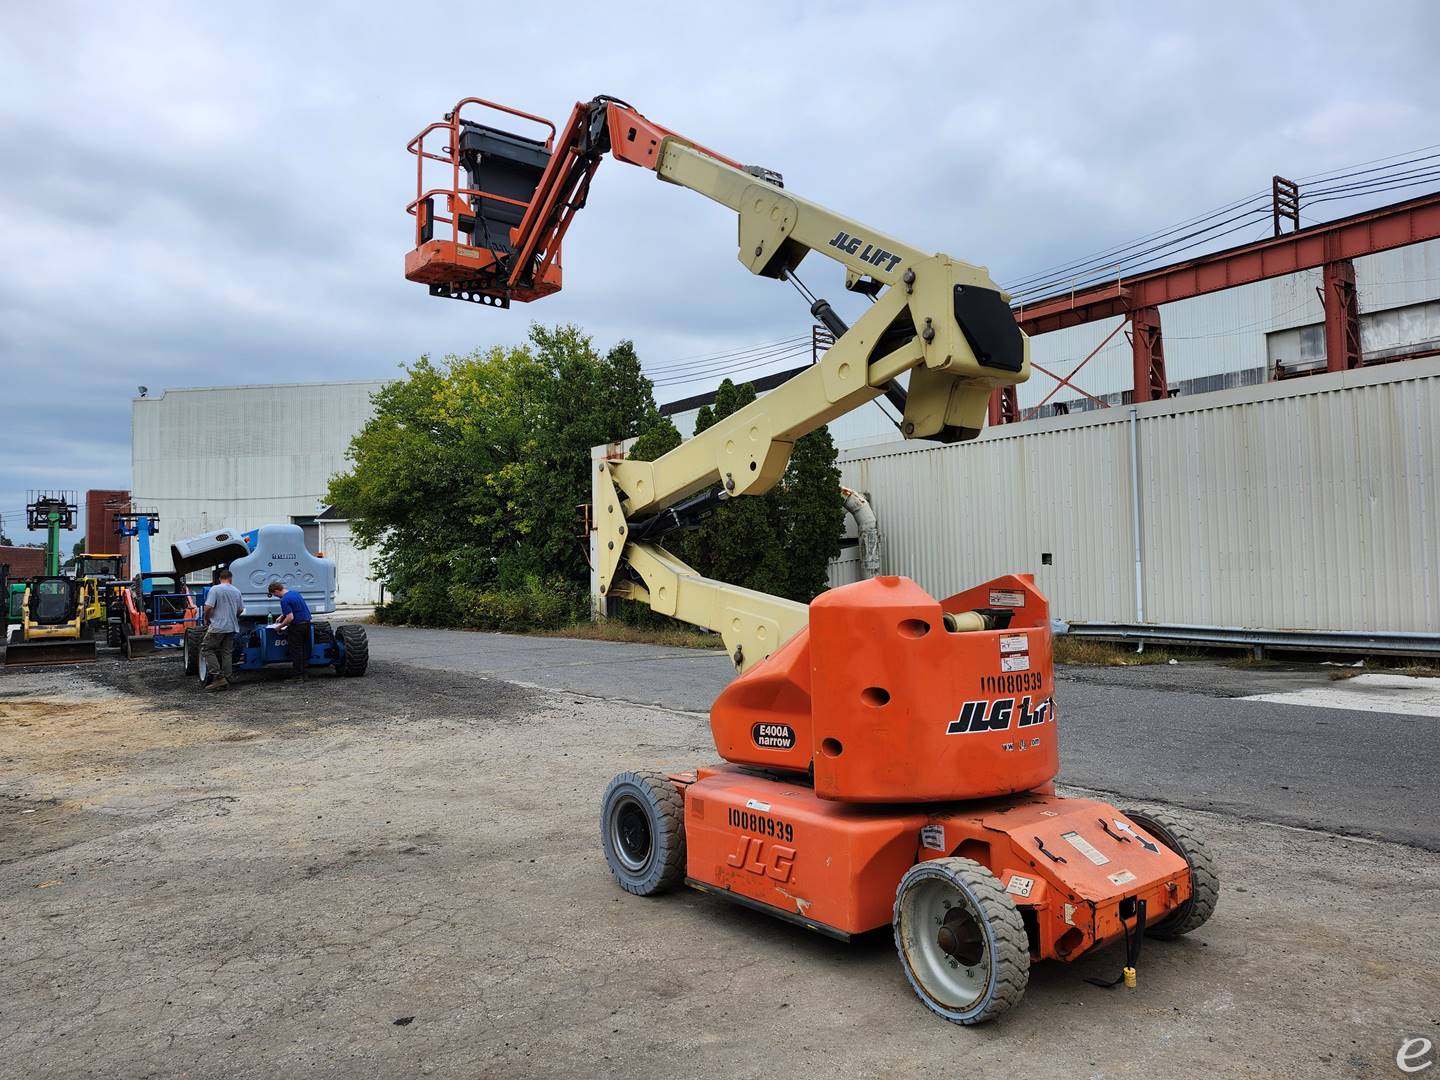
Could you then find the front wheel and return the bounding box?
[600,772,685,896]
[893,857,1030,1025]
[335,625,368,676]
[182,628,204,675]
[1124,809,1219,939]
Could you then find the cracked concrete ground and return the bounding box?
[1,651,1436,1079]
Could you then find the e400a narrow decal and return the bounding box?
[947,695,1053,735]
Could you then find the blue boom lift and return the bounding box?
[174,523,369,684]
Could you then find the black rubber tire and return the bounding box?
[106,621,123,649]
[600,771,686,896]
[1125,808,1219,939]
[334,625,368,677]
[182,628,204,675]
[893,857,1030,1025]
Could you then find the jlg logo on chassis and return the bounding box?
[947,695,1054,735]
[726,808,796,883]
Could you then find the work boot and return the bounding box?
[205,677,229,692]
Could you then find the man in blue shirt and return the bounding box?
[268,580,313,680]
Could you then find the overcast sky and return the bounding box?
[2,2,1436,543]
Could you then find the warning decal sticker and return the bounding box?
[1060,830,1111,865]
[1001,654,1031,673]
[920,824,946,852]
[1005,874,1035,898]
[999,634,1028,654]
[1107,870,1137,886]
[989,589,1025,607]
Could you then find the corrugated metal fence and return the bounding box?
[830,358,1440,637]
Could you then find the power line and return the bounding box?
[1296,143,1440,184]
[641,334,808,374]
[643,337,809,379]
[650,345,811,387]
[1004,142,1440,302]
[650,344,810,384]
[1003,189,1271,294]
[1011,208,1273,301]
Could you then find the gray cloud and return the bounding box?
[2,1,1436,540]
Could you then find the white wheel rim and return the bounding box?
[199,653,209,682]
[899,871,992,1011]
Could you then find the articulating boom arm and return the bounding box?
[406,97,1031,671]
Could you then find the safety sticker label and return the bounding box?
[1001,654,1031,673]
[920,824,945,851]
[1107,870,1137,886]
[989,589,1026,607]
[744,799,771,812]
[999,634,1028,654]
[1060,830,1111,865]
[1005,874,1035,898]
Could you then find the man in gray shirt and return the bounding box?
[201,569,244,691]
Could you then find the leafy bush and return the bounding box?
[448,581,582,632]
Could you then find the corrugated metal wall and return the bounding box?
[830,358,1440,633]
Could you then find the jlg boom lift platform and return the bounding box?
[406,96,1218,1024]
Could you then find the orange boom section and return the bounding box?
[708,574,1059,803]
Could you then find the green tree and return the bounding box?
[777,426,844,600]
[328,324,672,624]
[627,415,681,463]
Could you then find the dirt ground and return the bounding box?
[1,653,1436,1079]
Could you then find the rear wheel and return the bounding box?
[335,625,368,676]
[182,628,204,675]
[600,772,685,896]
[1125,808,1219,939]
[893,857,1030,1025]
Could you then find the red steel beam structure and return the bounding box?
[1014,190,1440,335]
[1000,189,1440,420]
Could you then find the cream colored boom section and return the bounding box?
[596,139,1031,672]
[657,141,930,289]
[609,541,809,672]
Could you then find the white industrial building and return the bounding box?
[130,380,387,607]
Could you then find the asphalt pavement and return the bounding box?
[366,626,1438,850]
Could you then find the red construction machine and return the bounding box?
[405,96,1218,1024]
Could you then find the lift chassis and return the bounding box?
[406,95,1218,1025]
